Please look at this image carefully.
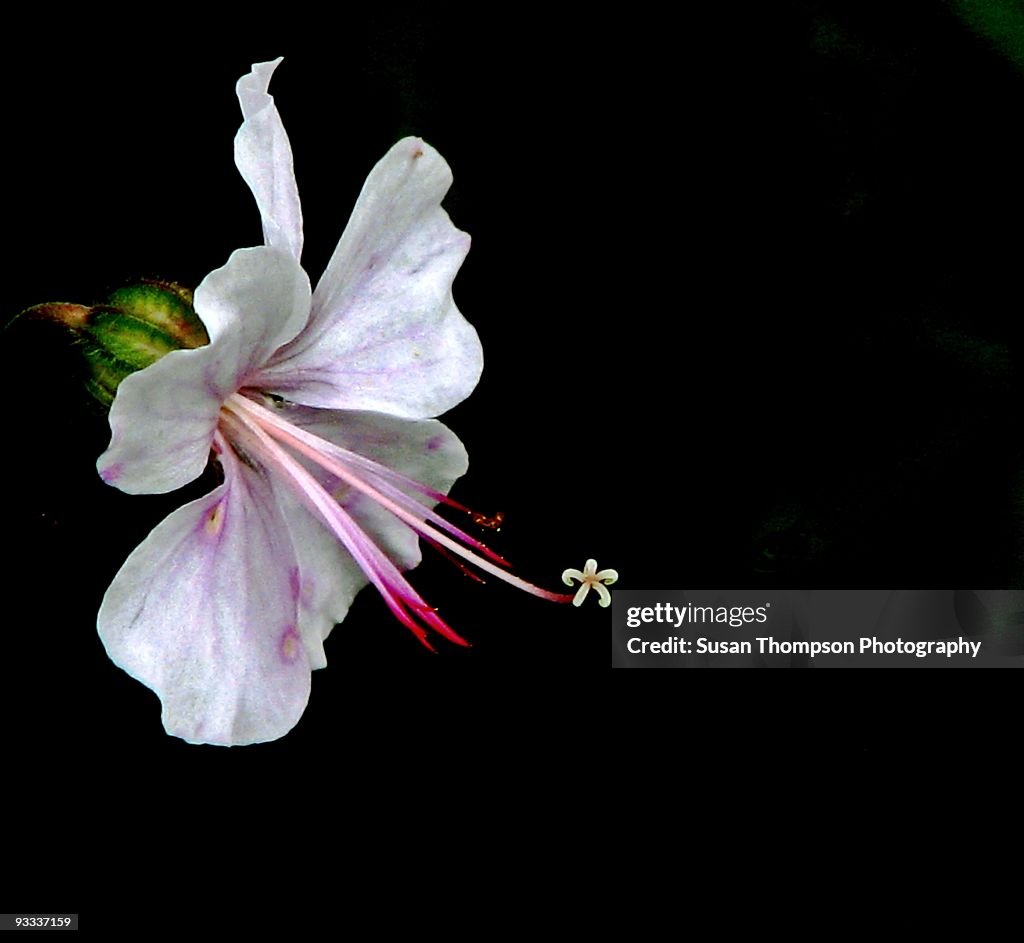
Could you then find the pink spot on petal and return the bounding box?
[279,626,301,664]
[426,435,444,451]
[100,463,122,484]
[289,567,301,602]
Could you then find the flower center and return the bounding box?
[218,393,572,647]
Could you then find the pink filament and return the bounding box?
[220,393,572,647]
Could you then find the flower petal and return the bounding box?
[272,405,469,656]
[97,454,310,746]
[285,405,470,497]
[97,348,225,495]
[255,138,483,419]
[270,485,366,670]
[235,59,303,261]
[98,248,311,494]
[193,247,310,355]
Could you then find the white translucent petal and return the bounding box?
[235,59,303,260]
[256,138,482,419]
[97,454,310,746]
[193,247,311,356]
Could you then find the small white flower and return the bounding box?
[561,560,619,608]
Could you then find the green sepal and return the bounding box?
[80,343,132,409]
[14,279,207,410]
[86,307,182,371]
[106,281,208,350]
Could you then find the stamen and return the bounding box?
[241,395,510,566]
[221,404,469,648]
[423,536,488,584]
[230,394,573,604]
[332,455,511,567]
[471,510,504,531]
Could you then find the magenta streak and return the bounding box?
[222,408,466,648]
[230,394,574,605]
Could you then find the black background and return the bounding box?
[3,1,1022,917]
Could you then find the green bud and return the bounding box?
[106,281,208,350]
[19,280,209,409]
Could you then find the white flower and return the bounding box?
[95,59,570,747]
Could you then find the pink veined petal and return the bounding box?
[97,247,311,495]
[97,449,311,747]
[267,405,470,662]
[235,58,303,261]
[254,137,483,419]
